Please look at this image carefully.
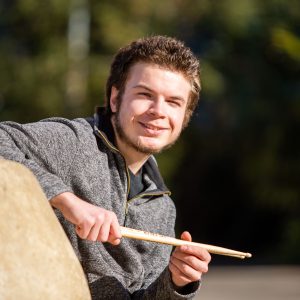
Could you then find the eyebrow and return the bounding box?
[132,84,186,102]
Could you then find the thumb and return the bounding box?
[180,231,192,242]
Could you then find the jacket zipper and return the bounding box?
[95,128,171,216]
[95,129,131,210]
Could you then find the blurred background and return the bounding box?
[1,0,299,297]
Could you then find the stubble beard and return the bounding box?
[113,109,180,155]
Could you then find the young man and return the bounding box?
[0,36,211,299]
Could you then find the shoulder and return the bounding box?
[39,117,92,132]
[35,117,94,141]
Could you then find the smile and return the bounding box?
[142,123,165,130]
[139,122,168,135]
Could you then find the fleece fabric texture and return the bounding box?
[0,110,200,299]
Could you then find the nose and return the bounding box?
[148,98,166,118]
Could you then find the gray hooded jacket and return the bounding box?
[0,109,200,299]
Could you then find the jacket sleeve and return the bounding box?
[0,119,78,200]
[132,267,200,300]
[131,197,201,300]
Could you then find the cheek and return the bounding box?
[169,110,185,131]
[118,101,135,120]
[118,102,143,129]
[131,100,150,115]
[124,106,149,127]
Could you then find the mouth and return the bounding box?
[139,122,168,135]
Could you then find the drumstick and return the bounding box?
[120,226,252,259]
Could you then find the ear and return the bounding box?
[110,87,119,113]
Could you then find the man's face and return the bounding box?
[110,62,191,155]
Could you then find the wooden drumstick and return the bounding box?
[120,226,252,259]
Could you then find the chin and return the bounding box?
[140,137,165,147]
[140,145,163,154]
[136,140,165,154]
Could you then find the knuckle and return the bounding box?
[84,217,95,227]
[95,214,104,223]
[102,210,109,219]
[181,264,190,275]
[187,256,197,266]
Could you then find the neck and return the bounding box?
[111,119,150,175]
[117,137,150,174]
[127,157,149,175]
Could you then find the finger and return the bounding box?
[171,231,191,254]
[109,214,121,239]
[75,215,96,239]
[169,260,195,286]
[109,238,121,246]
[107,215,121,245]
[178,231,211,263]
[173,243,211,263]
[172,251,209,273]
[86,222,102,241]
[180,231,192,242]
[76,224,90,239]
[170,256,203,281]
[183,245,211,263]
[97,220,111,242]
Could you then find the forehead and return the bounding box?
[125,62,191,95]
[126,62,188,82]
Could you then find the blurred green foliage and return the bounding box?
[0,0,299,264]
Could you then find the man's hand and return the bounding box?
[50,192,121,245]
[169,231,211,288]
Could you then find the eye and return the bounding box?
[138,92,152,98]
[167,99,182,107]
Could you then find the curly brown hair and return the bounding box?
[105,35,201,127]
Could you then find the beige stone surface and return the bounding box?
[0,160,91,300]
[196,265,300,300]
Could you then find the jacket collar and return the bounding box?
[90,107,170,194]
[94,107,117,149]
